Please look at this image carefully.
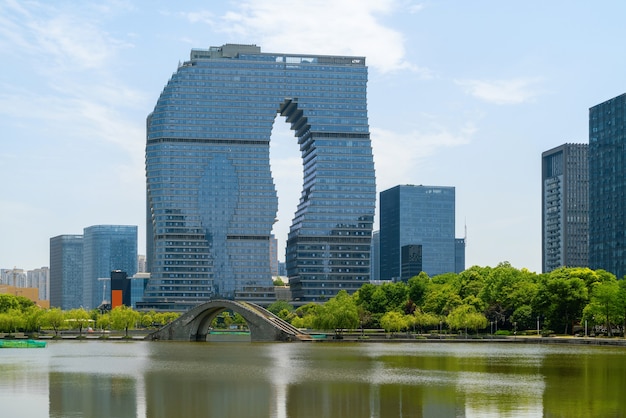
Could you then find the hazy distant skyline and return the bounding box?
[2,1,625,272]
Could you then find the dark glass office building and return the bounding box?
[589,93,626,278]
[541,143,589,273]
[49,235,83,310]
[143,44,375,309]
[379,185,462,281]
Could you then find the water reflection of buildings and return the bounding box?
[49,373,137,417]
[36,343,623,417]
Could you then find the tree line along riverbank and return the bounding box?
[2,264,626,340]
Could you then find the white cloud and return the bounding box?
[0,1,132,74]
[183,0,417,74]
[179,10,215,25]
[371,122,474,190]
[405,1,425,14]
[0,1,146,163]
[455,77,544,105]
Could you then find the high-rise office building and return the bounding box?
[379,185,463,281]
[455,238,466,275]
[370,230,380,282]
[589,93,626,278]
[400,244,423,280]
[143,44,375,309]
[269,235,279,277]
[83,225,138,310]
[27,267,50,301]
[0,268,26,287]
[137,255,147,273]
[49,235,83,310]
[541,143,589,273]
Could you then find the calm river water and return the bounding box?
[1,339,625,418]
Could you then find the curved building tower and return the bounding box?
[142,44,375,310]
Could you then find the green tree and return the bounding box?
[510,304,534,331]
[535,270,589,334]
[292,303,320,329]
[66,308,91,337]
[97,314,111,335]
[369,282,409,313]
[379,311,407,337]
[314,290,358,338]
[583,279,621,336]
[354,283,377,313]
[431,272,459,285]
[0,309,25,334]
[23,306,44,333]
[277,308,295,323]
[357,305,373,334]
[457,266,489,300]
[109,306,140,337]
[422,282,462,316]
[291,315,313,329]
[446,304,487,337]
[140,311,155,328]
[0,294,20,313]
[43,308,65,337]
[273,277,286,286]
[370,286,390,314]
[479,262,523,328]
[233,312,247,329]
[567,267,614,289]
[14,296,36,312]
[267,300,294,316]
[222,312,233,328]
[154,311,180,326]
[404,313,417,335]
[413,308,441,334]
[407,272,430,306]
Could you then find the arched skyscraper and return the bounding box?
[142,44,375,310]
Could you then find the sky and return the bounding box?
[1,0,625,274]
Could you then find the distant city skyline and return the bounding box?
[2,1,626,273]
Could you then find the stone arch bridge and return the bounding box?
[146,300,312,342]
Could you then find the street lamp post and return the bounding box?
[537,316,540,336]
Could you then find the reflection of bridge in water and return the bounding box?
[146,299,312,342]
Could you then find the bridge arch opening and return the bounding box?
[194,307,252,342]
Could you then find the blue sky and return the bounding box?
[1,0,625,273]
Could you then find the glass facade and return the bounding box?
[541,143,589,273]
[589,93,626,278]
[455,238,466,275]
[83,225,138,310]
[370,230,380,282]
[379,185,460,280]
[49,235,83,310]
[143,44,375,309]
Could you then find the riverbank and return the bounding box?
[324,332,626,346]
[4,331,626,346]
